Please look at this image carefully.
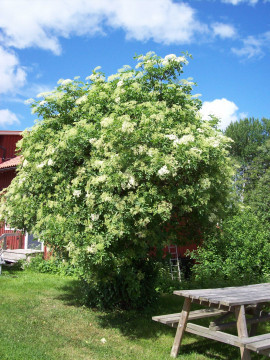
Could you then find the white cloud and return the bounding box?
[232,32,270,59]
[0,0,208,54]
[222,0,258,5]
[106,0,208,44]
[0,109,20,127]
[212,23,237,39]
[0,46,27,94]
[200,98,239,130]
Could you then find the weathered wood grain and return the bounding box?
[152,308,228,327]
[170,298,191,358]
[235,305,251,360]
[174,283,270,306]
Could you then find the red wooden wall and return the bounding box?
[0,132,22,163]
[0,222,25,249]
[0,131,25,249]
[0,169,16,191]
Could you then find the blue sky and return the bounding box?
[0,0,269,131]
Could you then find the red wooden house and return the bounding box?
[0,130,43,251]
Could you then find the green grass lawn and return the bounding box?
[0,267,266,360]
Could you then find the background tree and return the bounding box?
[245,139,270,224]
[225,117,270,199]
[0,52,234,309]
[191,119,270,288]
[190,210,270,286]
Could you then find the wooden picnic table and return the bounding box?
[153,283,270,359]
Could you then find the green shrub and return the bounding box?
[81,257,160,310]
[25,254,77,276]
[190,210,270,287]
[1,52,234,309]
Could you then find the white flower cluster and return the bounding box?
[165,134,194,146]
[90,214,99,221]
[176,134,194,145]
[162,54,188,67]
[117,80,124,87]
[101,117,114,127]
[87,244,97,254]
[36,162,45,169]
[122,176,137,190]
[73,190,81,197]
[189,147,202,155]
[158,165,170,177]
[128,176,136,188]
[165,134,177,141]
[107,74,119,82]
[121,121,135,133]
[93,160,104,168]
[36,158,54,169]
[75,95,88,105]
[208,137,220,148]
[18,177,26,184]
[89,138,97,144]
[86,73,105,82]
[59,79,73,86]
[91,175,107,184]
[86,74,98,81]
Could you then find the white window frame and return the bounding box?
[24,232,44,251]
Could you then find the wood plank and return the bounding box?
[152,308,228,327]
[185,323,242,347]
[174,283,270,307]
[170,298,191,358]
[242,333,270,344]
[185,323,270,349]
[246,338,270,352]
[3,249,43,263]
[209,312,270,331]
[235,305,251,360]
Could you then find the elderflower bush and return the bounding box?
[0,52,234,309]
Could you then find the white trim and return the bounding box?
[0,131,22,135]
[24,232,29,250]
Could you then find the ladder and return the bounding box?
[168,245,181,282]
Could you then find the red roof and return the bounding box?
[0,156,21,169]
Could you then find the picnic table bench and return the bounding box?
[153,283,270,359]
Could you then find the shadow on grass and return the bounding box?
[179,339,242,359]
[56,279,86,307]
[55,282,265,359]
[1,262,23,277]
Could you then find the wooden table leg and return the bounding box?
[170,297,191,358]
[235,305,251,360]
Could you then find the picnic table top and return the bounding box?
[174,283,270,307]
